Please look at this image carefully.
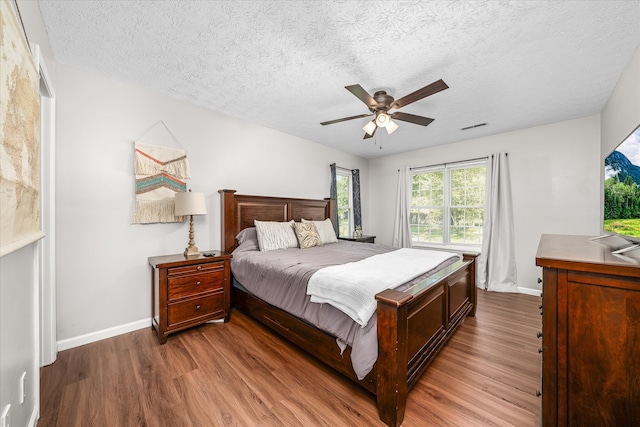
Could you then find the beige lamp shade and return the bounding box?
[174,191,207,216]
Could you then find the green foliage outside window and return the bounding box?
[604,176,640,236]
[411,171,444,242]
[337,174,351,237]
[411,165,486,245]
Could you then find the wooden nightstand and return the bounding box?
[338,235,376,243]
[149,251,232,344]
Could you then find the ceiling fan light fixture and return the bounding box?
[375,112,390,127]
[386,119,399,134]
[363,120,377,136]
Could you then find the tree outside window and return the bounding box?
[411,163,486,246]
[336,172,352,237]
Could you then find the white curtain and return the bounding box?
[392,167,412,248]
[478,153,518,292]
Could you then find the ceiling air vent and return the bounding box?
[461,122,488,131]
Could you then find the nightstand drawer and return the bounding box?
[168,292,225,327]
[168,269,224,300]
[168,262,223,276]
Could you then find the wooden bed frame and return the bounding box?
[219,189,478,426]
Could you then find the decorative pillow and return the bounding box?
[236,227,257,244]
[302,218,338,244]
[293,222,323,249]
[254,220,298,252]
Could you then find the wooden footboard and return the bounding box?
[219,190,477,426]
[375,254,476,426]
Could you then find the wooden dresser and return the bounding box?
[149,251,232,344]
[536,234,640,426]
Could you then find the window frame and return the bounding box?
[410,159,487,249]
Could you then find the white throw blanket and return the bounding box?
[307,248,460,327]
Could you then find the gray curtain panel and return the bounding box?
[478,152,518,292]
[392,167,412,248]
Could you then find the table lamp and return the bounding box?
[174,189,207,257]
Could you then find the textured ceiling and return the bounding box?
[38,0,640,159]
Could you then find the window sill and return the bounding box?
[412,243,481,254]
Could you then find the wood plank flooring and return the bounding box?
[38,290,542,426]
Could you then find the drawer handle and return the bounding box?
[537,331,542,339]
[536,390,542,397]
[195,305,201,310]
[196,281,201,286]
[197,266,202,271]
[538,348,543,354]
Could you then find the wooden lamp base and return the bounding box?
[183,215,200,257]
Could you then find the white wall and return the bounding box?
[54,63,368,344]
[601,46,640,156]
[368,115,602,292]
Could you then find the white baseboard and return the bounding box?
[518,286,542,297]
[57,318,150,351]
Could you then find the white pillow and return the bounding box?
[302,218,338,244]
[254,220,298,252]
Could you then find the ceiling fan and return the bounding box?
[320,79,449,139]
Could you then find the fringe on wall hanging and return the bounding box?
[131,127,191,224]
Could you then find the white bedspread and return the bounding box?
[307,248,460,327]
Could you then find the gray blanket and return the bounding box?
[231,236,458,379]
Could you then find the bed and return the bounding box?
[219,189,478,426]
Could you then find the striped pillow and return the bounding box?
[254,220,298,252]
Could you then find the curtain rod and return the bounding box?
[409,153,507,171]
[332,165,354,173]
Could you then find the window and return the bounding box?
[410,161,486,246]
[336,169,352,237]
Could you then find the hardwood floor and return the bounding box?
[39,290,542,426]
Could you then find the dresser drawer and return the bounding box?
[167,268,224,300]
[168,292,225,327]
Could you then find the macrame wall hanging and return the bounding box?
[131,121,191,224]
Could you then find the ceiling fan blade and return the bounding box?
[320,113,372,126]
[363,125,378,139]
[345,84,378,110]
[391,112,435,126]
[391,79,449,110]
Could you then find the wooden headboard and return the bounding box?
[219,189,335,253]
